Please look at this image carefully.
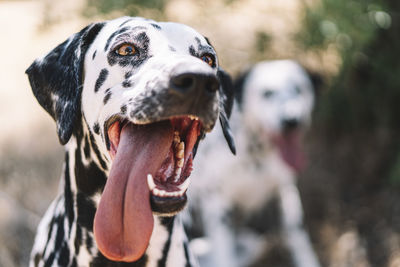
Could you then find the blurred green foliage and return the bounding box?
[85,0,168,18]
[298,0,400,183]
[255,31,272,56]
[298,0,400,134]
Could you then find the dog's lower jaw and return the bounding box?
[30,135,198,267]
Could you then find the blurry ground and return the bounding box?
[0,0,398,266]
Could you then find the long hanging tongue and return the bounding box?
[94,121,173,262]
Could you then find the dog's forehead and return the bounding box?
[247,61,312,95]
[94,17,212,55]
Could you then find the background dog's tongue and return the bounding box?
[276,131,306,173]
[94,122,173,262]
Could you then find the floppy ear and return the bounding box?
[233,69,251,111]
[26,22,104,145]
[217,68,236,155]
[306,69,324,96]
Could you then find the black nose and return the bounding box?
[282,118,299,131]
[170,73,219,94]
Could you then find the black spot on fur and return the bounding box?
[77,193,97,231]
[93,122,100,135]
[183,241,192,267]
[95,69,108,92]
[58,242,70,266]
[204,37,212,46]
[169,46,176,52]
[86,231,93,250]
[104,26,130,52]
[151,23,161,30]
[92,50,97,60]
[125,71,133,79]
[44,252,55,267]
[75,158,107,196]
[74,128,108,195]
[189,45,196,57]
[120,105,127,114]
[74,225,82,255]
[89,131,108,169]
[71,258,77,267]
[83,135,91,159]
[54,216,65,253]
[34,254,42,266]
[42,214,57,258]
[122,80,132,88]
[119,18,133,27]
[158,217,175,266]
[64,153,75,231]
[103,91,112,104]
[189,38,215,62]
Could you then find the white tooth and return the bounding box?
[147,174,156,191]
[177,158,184,168]
[175,167,182,177]
[178,141,185,151]
[153,188,160,196]
[174,167,182,182]
[176,141,184,159]
[178,178,191,192]
[159,189,166,197]
[176,149,184,159]
[173,132,180,144]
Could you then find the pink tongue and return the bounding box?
[276,131,306,173]
[94,122,173,262]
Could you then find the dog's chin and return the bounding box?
[151,195,187,216]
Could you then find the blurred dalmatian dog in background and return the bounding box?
[186,60,321,267]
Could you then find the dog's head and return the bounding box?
[26,17,234,262]
[235,60,315,171]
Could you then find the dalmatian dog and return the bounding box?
[26,16,235,267]
[187,60,321,267]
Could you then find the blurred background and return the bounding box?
[0,0,400,266]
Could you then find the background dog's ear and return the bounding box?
[217,68,236,155]
[306,69,324,96]
[26,22,104,145]
[233,69,251,111]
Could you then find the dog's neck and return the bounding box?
[30,124,197,267]
[229,106,275,161]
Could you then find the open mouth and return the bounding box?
[108,116,201,209]
[274,128,306,173]
[93,115,203,262]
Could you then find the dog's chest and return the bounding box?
[31,196,195,267]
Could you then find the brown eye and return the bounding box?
[201,54,214,67]
[115,44,136,56]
